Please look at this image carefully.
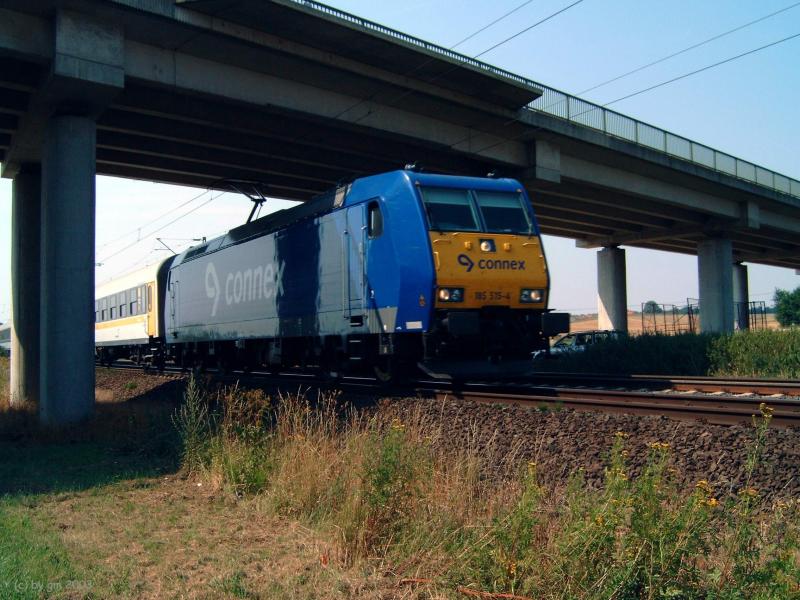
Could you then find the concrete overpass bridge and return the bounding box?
[2,0,799,423]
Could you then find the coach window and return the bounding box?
[110,306,116,320]
[368,201,383,238]
[146,286,152,311]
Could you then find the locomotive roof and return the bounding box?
[171,170,526,267]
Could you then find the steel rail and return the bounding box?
[425,385,800,428]
[103,363,800,428]
[514,372,800,396]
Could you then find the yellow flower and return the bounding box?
[614,431,628,438]
[507,561,518,577]
[759,403,774,417]
[695,480,713,495]
[705,498,719,508]
[390,418,405,431]
[738,487,759,499]
[595,515,605,526]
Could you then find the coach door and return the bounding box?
[146,283,156,337]
[343,205,365,322]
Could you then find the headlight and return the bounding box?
[438,287,464,302]
[520,288,544,303]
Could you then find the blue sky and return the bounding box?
[1,0,798,319]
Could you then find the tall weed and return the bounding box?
[172,384,800,598]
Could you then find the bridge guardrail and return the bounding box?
[290,0,800,199]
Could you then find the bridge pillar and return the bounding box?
[10,164,41,409]
[733,262,749,331]
[39,116,96,425]
[697,238,734,333]
[597,246,628,332]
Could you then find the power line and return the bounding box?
[474,0,586,58]
[461,30,800,158]
[577,1,800,96]
[450,0,537,49]
[600,31,800,108]
[97,188,211,250]
[97,191,226,264]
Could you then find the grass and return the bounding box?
[542,329,800,378]
[2,357,799,598]
[174,377,800,598]
[0,364,398,598]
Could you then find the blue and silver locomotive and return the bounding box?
[95,170,567,378]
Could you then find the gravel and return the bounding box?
[93,368,800,499]
[375,396,800,500]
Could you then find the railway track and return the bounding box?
[508,372,800,397]
[105,362,800,428]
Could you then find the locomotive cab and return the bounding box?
[415,177,551,363]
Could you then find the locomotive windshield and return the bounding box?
[474,191,534,234]
[421,187,534,234]
[420,188,481,232]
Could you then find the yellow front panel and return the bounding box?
[430,232,548,309]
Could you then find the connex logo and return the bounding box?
[457,254,475,272]
[457,254,526,272]
[205,261,285,317]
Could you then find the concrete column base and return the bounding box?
[597,246,628,332]
[733,262,749,330]
[10,165,41,409]
[39,115,96,425]
[697,238,734,333]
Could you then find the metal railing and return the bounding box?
[287,0,800,199]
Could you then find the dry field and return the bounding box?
[2,361,799,598]
[569,312,781,334]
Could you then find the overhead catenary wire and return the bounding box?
[97,188,212,250]
[97,191,227,264]
[599,31,800,109]
[449,0,537,49]
[473,0,585,58]
[576,0,800,96]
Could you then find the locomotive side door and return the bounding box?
[344,205,366,321]
[167,271,178,338]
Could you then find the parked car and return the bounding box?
[532,329,624,360]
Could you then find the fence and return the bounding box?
[289,0,800,199]
[640,302,694,335]
[642,299,769,334]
